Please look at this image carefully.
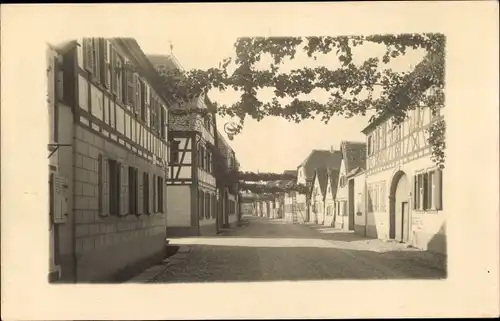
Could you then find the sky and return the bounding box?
[138,36,425,173]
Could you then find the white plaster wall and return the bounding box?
[166,186,191,226]
[354,173,366,228]
[365,154,446,249]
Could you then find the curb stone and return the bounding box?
[125,245,192,283]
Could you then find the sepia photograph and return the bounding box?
[2,2,499,319]
[46,33,447,283]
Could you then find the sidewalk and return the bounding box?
[304,223,447,272]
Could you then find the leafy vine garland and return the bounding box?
[161,33,446,168]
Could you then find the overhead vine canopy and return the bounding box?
[234,171,296,182]
[158,33,446,167]
[238,181,308,195]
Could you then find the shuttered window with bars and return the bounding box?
[143,172,150,214]
[128,167,138,215]
[106,158,120,216]
[98,38,110,89]
[152,174,157,213]
[157,175,164,213]
[98,155,109,217]
[413,169,443,211]
[140,80,147,121]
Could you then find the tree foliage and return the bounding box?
[158,33,446,167]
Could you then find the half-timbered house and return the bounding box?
[361,97,446,254]
[333,141,367,231]
[148,54,219,236]
[47,38,170,282]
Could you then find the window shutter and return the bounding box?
[83,38,94,73]
[101,39,110,89]
[145,86,151,125]
[427,171,434,210]
[134,74,141,115]
[435,170,443,210]
[423,173,429,210]
[110,46,117,94]
[149,173,154,214]
[122,66,128,105]
[92,38,100,81]
[412,175,417,210]
[137,169,143,215]
[152,174,157,213]
[99,155,109,216]
[119,163,129,216]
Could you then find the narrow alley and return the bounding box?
[150,216,446,283]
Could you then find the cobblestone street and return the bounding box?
[151,216,446,283]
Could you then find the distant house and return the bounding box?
[287,149,342,223]
[323,169,340,227]
[361,98,445,254]
[333,141,367,231]
[310,168,329,225]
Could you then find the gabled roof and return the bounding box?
[340,141,367,174]
[312,168,329,198]
[298,149,342,181]
[327,168,340,199]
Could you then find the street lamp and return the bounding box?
[223,121,239,140]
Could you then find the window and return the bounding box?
[160,107,166,139]
[98,38,110,89]
[170,140,180,164]
[152,174,157,212]
[199,145,205,169]
[413,169,443,211]
[205,193,211,219]
[82,38,100,81]
[157,175,164,212]
[128,167,138,215]
[134,74,142,116]
[125,113,131,139]
[108,159,120,216]
[125,69,135,107]
[78,75,89,111]
[339,176,346,188]
[140,80,147,121]
[116,106,125,134]
[143,172,150,214]
[198,190,204,220]
[90,84,103,119]
[104,96,110,124]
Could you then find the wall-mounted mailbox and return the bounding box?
[51,174,69,224]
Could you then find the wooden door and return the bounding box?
[402,202,410,243]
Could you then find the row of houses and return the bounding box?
[251,96,446,256]
[47,38,241,283]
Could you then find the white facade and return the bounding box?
[363,106,446,254]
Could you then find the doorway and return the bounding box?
[389,171,409,242]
